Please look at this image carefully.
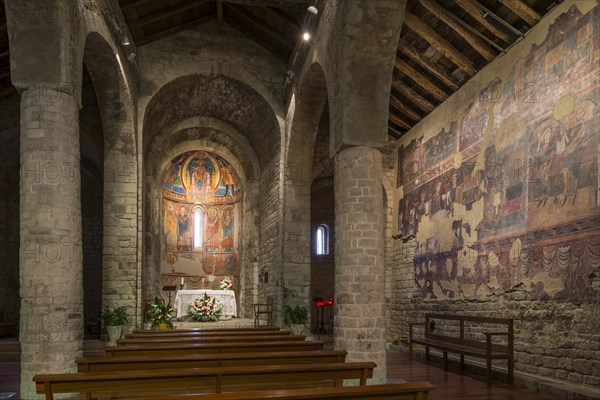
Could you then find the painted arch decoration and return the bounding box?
[161,151,241,278]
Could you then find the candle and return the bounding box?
[180,277,184,285]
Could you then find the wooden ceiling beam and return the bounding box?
[129,0,211,28]
[499,0,541,26]
[403,11,477,76]
[390,94,422,122]
[392,80,436,114]
[119,0,153,10]
[395,58,450,102]
[225,3,294,51]
[136,14,215,46]
[217,0,224,24]
[389,112,412,130]
[221,0,308,6]
[397,37,460,91]
[418,0,497,62]
[452,0,512,43]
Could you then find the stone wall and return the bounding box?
[391,1,600,395]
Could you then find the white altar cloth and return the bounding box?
[174,289,237,318]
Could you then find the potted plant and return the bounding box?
[101,305,129,345]
[283,304,309,335]
[147,296,174,329]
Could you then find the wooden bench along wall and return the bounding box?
[125,330,293,339]
[34,362,376,400]
[132,327,280,334]
[409,314,513,385]
[121,382,435,400]
[105,340,325,357]
[116,335,306,345]
[76,350,348,372]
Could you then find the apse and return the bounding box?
[160,150,242,291]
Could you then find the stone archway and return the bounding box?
[141,74,279,320]
[282,63,329,326]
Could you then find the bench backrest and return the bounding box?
[34,362,376,399]
[132,327,280,334]
[116,335,306,345]
[126,330,293,339]
[76,350,348,372]
[119,382,435,399]
[424,314,513,352]
[105,340,325,357]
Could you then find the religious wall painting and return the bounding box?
[397,137,424,188]
[459,78,502,152]
[424,121,457,168]
[161,150,241,279]
[397,4,600,302]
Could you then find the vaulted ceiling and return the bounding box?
[0,0,562,139]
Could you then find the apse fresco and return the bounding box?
[161,151,241,277]
[396,4,600,302]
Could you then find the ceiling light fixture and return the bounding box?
[307,5,318,15]
[303,32,311,41]
[122,37,130,46]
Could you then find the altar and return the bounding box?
[174,289,237,318]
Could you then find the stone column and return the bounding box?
[334,145,386,384]
[19,87,83,399]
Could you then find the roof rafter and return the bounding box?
[392,80,436,114]
[418,0,497,62]
[397,37,460,91]
[403,11,477,76]
[129,0,212,28]
[452,0,512,44]
[395,58,450,102]
[499,0,542,26]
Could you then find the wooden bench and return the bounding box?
[409,314,513,385]
[77,350,348,372]
[132,327,281,334]
[105,340,325,357]
[126,330,293,339]
[122,382,435,399]
[116,335,306,345]
[34,362,376,399]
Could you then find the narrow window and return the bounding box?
[315,224,329,255]
[193,209,203,249]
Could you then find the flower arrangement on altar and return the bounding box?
[312,296,334,308]
[188,293,223,322]
[219,278,234,290]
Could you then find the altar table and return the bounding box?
[174,290,237,318]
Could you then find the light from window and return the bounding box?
[315,224,329,255]
[193,209,203,249]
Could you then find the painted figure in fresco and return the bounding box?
[205,208,220,251]
[177,206,191,251]
[164,202,178,250]
[430,179,445,215]
[222,208,234,251]
[190,161,212,194]
[445,170,463,216]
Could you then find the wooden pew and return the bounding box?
[116,335,306,345]
[122,382,435,400]
[409,314,513,385]
[105,340,325,357]
[125,330,293,339]
[132,327,280,334]
[34,362,376,399]
[77,350,347,372]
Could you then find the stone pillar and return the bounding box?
[333,146,386,384]
[19,87,83,399]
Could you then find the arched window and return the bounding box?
[193,208,203,249]
[315,224,329,255]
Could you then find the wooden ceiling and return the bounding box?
[0,0,562,141]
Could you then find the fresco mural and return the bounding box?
[395,4,600,302]
[161,151,241,278]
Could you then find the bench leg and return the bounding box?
[487,358,492,386]
[460,354,465,371]
[508,357,514,385]
[409,342,413,361]
[425,346,430,361]
[443,351,448,372]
